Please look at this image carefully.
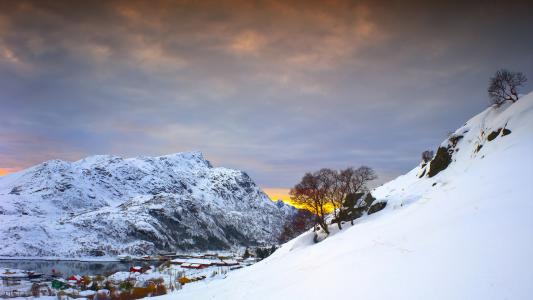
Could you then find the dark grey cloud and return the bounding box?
[0,0,532,187]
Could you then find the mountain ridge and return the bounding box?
[0,151,293,257]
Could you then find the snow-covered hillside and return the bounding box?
[165,94,533,299]
[0,152,293,257]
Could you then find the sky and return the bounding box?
[1,0,532,198]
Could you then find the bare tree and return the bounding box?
[331,168,355,229]
[353,166,377,192]
[331,168,355,230]
[334,166,377,228]
[316,168,340,229]
[290,172,330,234]
[421,150,434,163]
[488,69,527,106]
[310,168,349,230]
[290,166,378,234]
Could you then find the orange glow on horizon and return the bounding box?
[263,187,334,212]
[263,187,291,202]
[0,168,18,176]
[263,187,306,209]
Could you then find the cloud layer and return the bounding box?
[1,0,532,188]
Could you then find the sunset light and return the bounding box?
[0,1,531,299]
[0,168,17,176]
[262,188,291,203]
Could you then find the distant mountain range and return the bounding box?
[0,152,294,257]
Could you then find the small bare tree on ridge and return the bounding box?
[488,69,527,106]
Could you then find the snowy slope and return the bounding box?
[163,94,533,300]
[0,152,293,257]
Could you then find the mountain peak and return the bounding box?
[156,151,212,168]
[0,150,291,257]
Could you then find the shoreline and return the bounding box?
[0,257,122,262]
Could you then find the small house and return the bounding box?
[129,266,144,273]
[221,259,239,266]
[170,258,188,265]
[67,275,83,284]
[181,263,206,269]
[179,258,213,269]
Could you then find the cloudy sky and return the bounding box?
[1,0,532,196]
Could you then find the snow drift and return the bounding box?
[0,152,293,257]
[166,94,533,299]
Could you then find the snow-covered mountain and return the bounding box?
[165,94,533,300]
[0,152,293,257]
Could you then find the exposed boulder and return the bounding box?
[427,147,452,178]
[487,128,502,141]
[368,201,387,215]
[338,192,378,225]
[502,128,512,136]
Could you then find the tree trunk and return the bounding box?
[320,221,329,234]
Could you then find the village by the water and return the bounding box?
[0,246,276,299]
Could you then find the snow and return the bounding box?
[178,259,214,265]
[0,268,29,278]
[79,290,96,296]
[153,94,533,299]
